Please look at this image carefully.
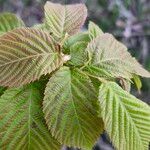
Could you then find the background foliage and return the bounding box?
[0,0,149,150]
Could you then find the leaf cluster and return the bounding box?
[0,2,150,150]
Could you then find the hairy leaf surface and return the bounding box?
[44,2,87,40]
[0,28,64,87]
[69,41,88,66]
[84,33,150,80]
[63,32,90,66]
[63,32,90,53]
[0,83,61,150]
[99,82,150,150]
[43,66,104,149]
[88,21,103,40]
[0,13,24,35]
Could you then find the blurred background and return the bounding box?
[0,0,149,149]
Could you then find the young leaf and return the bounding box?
[0,28,64,87]
[0,13,24,35]
[69,41,88,66]
[119,78,131,92]
[63,32,90,66]
[133,74,142,92]
[88,21,103,40]
[63,32,90,53]
[84,33,150,80]
[0,83,61,150]
[43,66,104,149]
[44,2,87,40]
[99,82,150,150]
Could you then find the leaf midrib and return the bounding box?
[108,86,144,148]
[0,52,58,67]
[69,70,86,145]
[27,86,32,150]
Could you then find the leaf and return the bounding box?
[90,77,102,92]
[0,82,61,150]
[69,41,88,66]
[44,2,87,40]
[133,75,142,92]
[33,23,46,30]
[88,21,103,40]
[63,32,90,66]
[0,28,64,87]
[84,33,150,80]
[0,13,24,35]
[63,32,90,53]
[99,82,150,150]
[43,66,104,149]
[119,78,131,92]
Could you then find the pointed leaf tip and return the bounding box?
[0,13,24,36]
[99,82,150,150]
[43,66,104,149]
[84,33,150,80]
[44,1,87,40]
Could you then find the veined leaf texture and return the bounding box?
[84,33,150,80]
[44,2,87,40]
[0,1,149,150]
[0,83,61,150]
[0,13,24,35]
[99,82,150,150]
[0,28,63,87]
[43,67,104,149]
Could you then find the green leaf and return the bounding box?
[63,32,90,66]
[99,82,150,150]
[0,83,61,150]
[69,41,88,66]
[44,2,87,40]
[0,13,24,35]
[88,21,103,40]
[133,75,142,92]
[84,33,150,80]
[63,32,90,53]
[0,28,64,87]
[90,77,102,92]
[43,66,104,149]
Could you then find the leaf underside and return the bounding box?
[44,1,87,40]
[43,66,104,149]
[0,13,24,35]
[0,28,63,87]
[99,82,150,150]
[0,2,149,150]
[0,82,61,150]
